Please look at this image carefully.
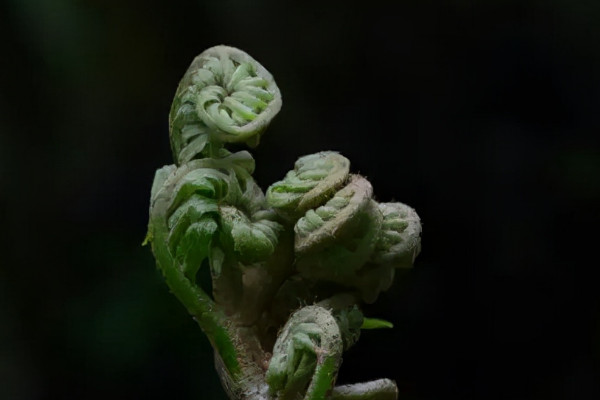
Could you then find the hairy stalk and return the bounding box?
[146,46,422,399]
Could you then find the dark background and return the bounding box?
[1,1,599,399]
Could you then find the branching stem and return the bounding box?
[146,46,422,399]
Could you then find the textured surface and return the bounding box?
[170,46,282,164]
[146,47,423,399]
[7,3,599,399]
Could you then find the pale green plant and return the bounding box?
[145,45,421,400]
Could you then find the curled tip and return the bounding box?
[294,174,375,255]
[169,45,282,164]
[294,176,383,284]
[371,202,422,268]
[219,205,283,264]
[266,151,350,221]
[266,306,343,399]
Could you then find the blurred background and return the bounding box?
[1,0,599,399]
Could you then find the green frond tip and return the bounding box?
[169,45,282,164]
[266,306,343,399]
[295,176,383,284]
[294,174,375,255]
[266,151,350,220]
[371,202,422,268]
[147,45,423,400]
[361,317,394,330]
[142,231,152,246]
[219,205,283,263]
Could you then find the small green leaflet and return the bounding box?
[360,317,394,330]
[142,231,152,246]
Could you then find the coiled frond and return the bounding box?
[148,46,424,400]
[294,175,383,283]
[170,45,282,164]
[371,202,422,268]
[266,151,350,221]
[265,305,344,400]
[149,154,283,288]
[147,161,242,374]
[150,164,227,279]
[220,206,282,264]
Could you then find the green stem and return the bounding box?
[150,198,241,376]
[148,45,422,400]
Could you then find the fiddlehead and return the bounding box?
[148,45,423,400]
[266,152,350,221]
[294,175,382,277]
[170,46,282,164]
[265,305,345,400]
[371,202,422,268]
[147,161,241,374]
[339,202,422,303]
[268,159,422,303]
[147,150,285,373]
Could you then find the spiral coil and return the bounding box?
[266,306,344,400]
[266,151,350,220]
[150,156,282,284]
[148,46,424,399]
[170,46,282,164]
[371,202,422,268]
[294,175,382,280]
